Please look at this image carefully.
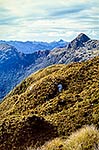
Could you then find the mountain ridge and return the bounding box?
[0,33,99,100]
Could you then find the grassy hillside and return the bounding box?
[0,56,99,150]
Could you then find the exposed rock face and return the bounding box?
[68,33,90,49]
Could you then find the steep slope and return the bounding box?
[0,40,67,54]
[0,43,25,99]
[0,44,49,100]
[0,56,99,150]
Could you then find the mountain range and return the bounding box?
[0,56,99,149]
[0,33,99,100]
[0,39,67,54]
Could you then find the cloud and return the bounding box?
[0,0,99,41]
[49,6,87,18]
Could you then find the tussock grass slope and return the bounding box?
[0,57,99,150]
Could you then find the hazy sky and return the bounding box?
[0,0,99,41]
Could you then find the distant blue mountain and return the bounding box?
[0,39,67,54]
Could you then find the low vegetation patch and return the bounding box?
[38,125,99,150]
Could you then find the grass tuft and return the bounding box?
[39,125,99,150]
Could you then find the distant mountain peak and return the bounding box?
[59,39,64,42]
[68,33,90,49]
[0,43,19,55]
[76,33,90,42]
[0,43,11,50]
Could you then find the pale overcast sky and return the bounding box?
[0,0,99,41]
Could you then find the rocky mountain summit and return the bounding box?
[68,33,90,49]
[32,33,99,69]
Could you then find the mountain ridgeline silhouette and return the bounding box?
[0,39,67,54]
